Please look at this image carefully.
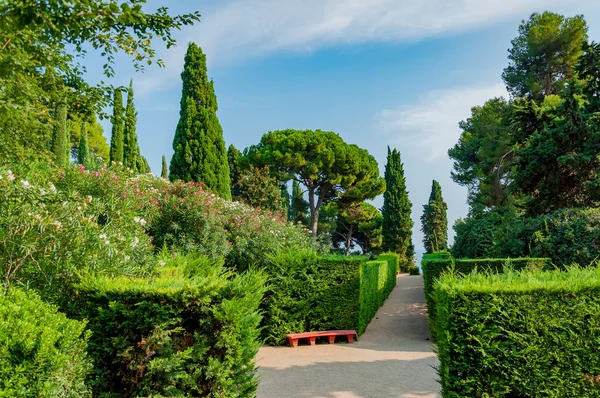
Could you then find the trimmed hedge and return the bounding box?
[422,253,551,338]
[435,267,600,397]
[0,289,91,397]
[75,254,267,397]
[262,251,397,345]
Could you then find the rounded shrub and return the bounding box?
[0,289,91,397]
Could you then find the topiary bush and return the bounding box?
[435,267,600,397]
[0,289,91,397]
[262,251,397,345]
[408,265,420,275]
[421,253,551,338]
[75,253,267,397]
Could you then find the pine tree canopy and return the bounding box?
[421,180,448,253]
[109,88,125,163]
[77,124,89,165]
[169,42,231,199]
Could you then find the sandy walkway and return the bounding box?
[256,274,441,398]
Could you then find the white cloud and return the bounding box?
[375,83,509,161]
[137,0,576,94]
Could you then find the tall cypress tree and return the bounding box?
[227,144,243,197]
[170,42,231,199]
[161,155,168,179]
[77,123,89,165]
[421,180,448,253]
[381,147,413,260]
[123,80,142,172]
[109,88,124,163]
[51,102,68,168]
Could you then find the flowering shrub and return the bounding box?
[0,163,155,305]
[0,161,312,306]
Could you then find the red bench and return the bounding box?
[286,330,357,347]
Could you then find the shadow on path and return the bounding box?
[257,275,441,398]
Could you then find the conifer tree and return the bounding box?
[138,156,150,174]
[170,42,231,199]
[382,147,413,259]
[77,124,89,164]
[109,88,124,163]
[123,80,141,172]
[161,155,168,179]
[228,144,243,197]
[51,102,68,168]
[421,180,448,253]
[290,180,309,225]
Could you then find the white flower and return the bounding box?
[77,206,82,210]
[139,218,146,226]
[158,260,166,267]
[133,216,140,223]
[99,233,107,240]
[21,180,30,188]
[39,188,46,195]
[104,240,110,245]
[86,195,92,203]
[49,183,56,193]
[62,201,68,207]
[131,237,139,247]
[53,221,61,229]
[124,255,130,261]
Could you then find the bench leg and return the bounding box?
[288,338,298,348]
[347,334,355,344]
[308,337,317,346]
[328,335,336,344]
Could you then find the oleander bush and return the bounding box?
[421,253,551,338]
[435,266,600,397]
[262,251,397,345]
[0,289,91,397]
[75,253,267,397]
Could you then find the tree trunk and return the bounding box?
[345,226,354,256]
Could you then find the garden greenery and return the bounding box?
[435,266,600,397]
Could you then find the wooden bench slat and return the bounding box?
[286,330,357,347]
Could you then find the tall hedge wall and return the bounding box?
[75,254,267,397]
[262,251,398,345]
[435,267,600,397]
[421,253,551,338]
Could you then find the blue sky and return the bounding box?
[85,0,600,250]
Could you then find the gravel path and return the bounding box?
[256,274,441,398]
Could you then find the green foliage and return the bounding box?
[529,208,600,267]
[170,43,231,199]
[0,163,155,305]
[289,179,309,226]
[421,180,448,253]
[109,88,125,163]
[244,129,385,238]
[0,0,199,162]
[325,201,382,255]
[0,288,91,397]
[234,165,286,213]
[262,251,397,344]
[407,265,420,275]
[435,267,600,397]
[448,97,516,209]
[69,114,109,162]
[422,252,551,339]
[77,124,89,165]
[161,155,168,178]
[502,11,588,99]
[228,144,243,196]
[122,81,143,173]
[75,253,266,397]
[51,102,69,168]
[382,147,413,257]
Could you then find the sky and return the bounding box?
[84,0,600,251]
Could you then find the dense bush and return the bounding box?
[421,253,551,338]
[75,253,266,397]
[530,207,600,267]
[408,265,420,275]
[0,289,91,397]
[435,267,600,397]
[262,251,397,345]
[0,163,155,305]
